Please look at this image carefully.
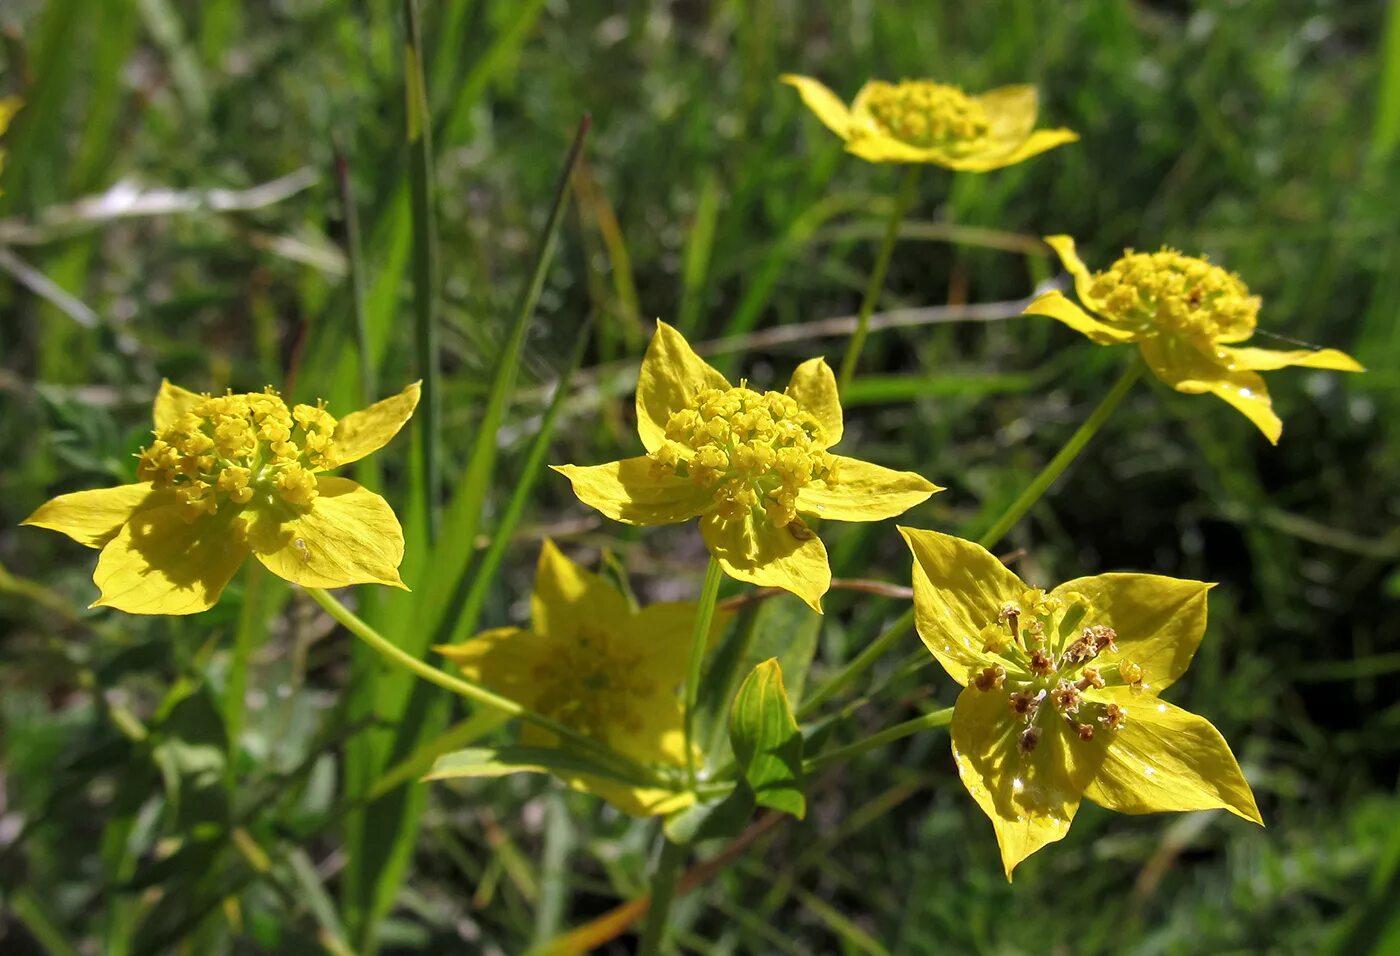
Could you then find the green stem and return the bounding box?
[684,556,724,786]
[637,837,687,956]
[803,707,954,775]
[304,587,656,782]
[836,165,920,393]
[332,141,375,409]
[796,605,913,722]
[977,356,1143,550]
[403,0,441,539]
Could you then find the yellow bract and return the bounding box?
[781,75,1077,171]
[22,380,421,615]
[553,322,941,612]
[900,527,1262,879]
[1025,235,1364,443]
[436,540,728,816]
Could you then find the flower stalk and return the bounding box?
[836,165,920,393]
[684,555,724,786]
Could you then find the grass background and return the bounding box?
[2,0,1398,952]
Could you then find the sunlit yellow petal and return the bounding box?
[530,538,631,641]
[92,507,248,615]
[1221,345,1365,373]
[845,133,941,164]
[635,321,730,453]
[552,458,715,525]
[962,127,1079,171]
[780,74,854,140]
[779,356,842,448]
[701,513,829,613]
[796,456,940,522]
[977,84,1038,147]
[153,379,204,430]
[1042,234,1106,312]
[951,685,1085,880]
[246,476,407,589]
[1141,337,1281,443]
[436,626,550,712]
[330,381,422,468]
[22,483,168,549]
[1082,689,1262,825]
[1050,573,1211,692]
[901,527,1025,685]
[1023,290,1137,345]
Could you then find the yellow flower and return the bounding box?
[553,322,941,612]
[436,540,728,816]
[900,527,1263,879]
[22,380,421,615]
[781,74,1077,170]
[1025,236,1364,443]
[0,96,21,190]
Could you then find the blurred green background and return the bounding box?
[2,0,1398,953]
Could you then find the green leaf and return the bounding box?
[424,745,668,791]
[729,659,806,819]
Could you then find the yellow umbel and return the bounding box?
[1090,248,1260,343]
[651,385,839,527]
[862,80,990,150]
[137,389,339,519]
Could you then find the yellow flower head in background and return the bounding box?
[553,322,941,612]
[900,527,1262,879]
[23,380,420,614]
[436,540,728,816]
[781,74,1077,170]
[0,96,22,189]
[1026,236,1364,443]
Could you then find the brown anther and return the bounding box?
[1029,649,1054,676]
[973,665,1006,691]
[1075,722,1096,741]
[1100,702,1126,731]
[1088,625,1118,653]
[1063,631,1097,665]
[998,603,1021,645]
[1076,666,1106,691]
[1018,726,1042,754]
[1051,680,1081,714]
[1008,691,1039,718]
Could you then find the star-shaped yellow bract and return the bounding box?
[1025,236,1364,443]
[436,540,728,816]
[781,75,1077,170]
[553,322,941,612]
[23,380,420,615]
[900,527,1262,879]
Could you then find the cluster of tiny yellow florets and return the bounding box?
[531,626,656,745]
[137,389,339,521]
[651,385,838,527]
[861,80,990,149]
[970,589,1143,755]
[1089,248,1260,343]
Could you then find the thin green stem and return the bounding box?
[836,164,920,393]
[977,356,1144,550]
[637,837,687,956]
[803,707,954,776]
[796,605,914,722]
[304,587,656,782]
[331,141,375,409]
[684,556,724,786]
[403,0,441,538]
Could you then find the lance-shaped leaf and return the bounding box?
[729,658,806,818]
[423,745,665,791]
